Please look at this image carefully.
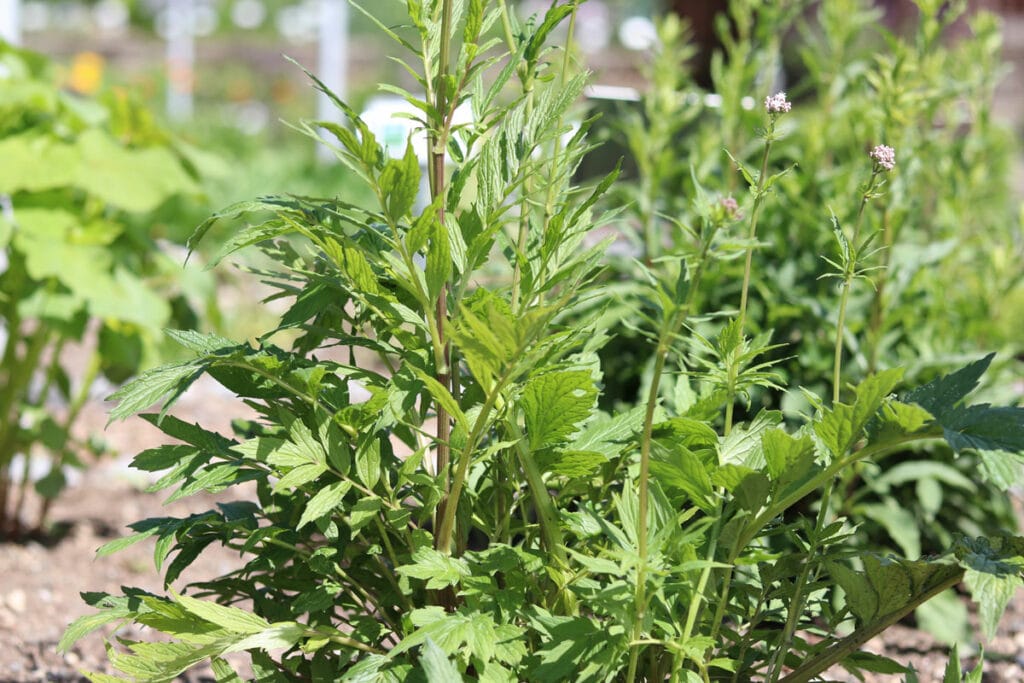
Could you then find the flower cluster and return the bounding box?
[764,92,791,114]
[720,196,742,220]
[870,144,896,171]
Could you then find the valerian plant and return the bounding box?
[63,1,1024,681]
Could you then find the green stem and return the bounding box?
[732,432,939,555]
[629,253,710,679]
[737,135,774,330]
[832,173,877,404]
[506,421,569,572]
[36,346,98,530]
[866,210,893,375]
[778,569,964,683]
[766,484,833,682]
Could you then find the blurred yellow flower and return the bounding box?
[67,52,105,95]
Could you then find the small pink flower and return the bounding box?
[870,144,896,171]
[720,196,742,219]
[764,92,791,114]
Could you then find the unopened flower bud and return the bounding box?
[720,196,742,219]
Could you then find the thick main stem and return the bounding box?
[430,0,454,550]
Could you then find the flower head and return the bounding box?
[870,144,896,171]
[764,92,791,114]
[720,196,742,220]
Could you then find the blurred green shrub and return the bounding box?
[0,41,214,538]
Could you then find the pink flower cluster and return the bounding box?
[764,92,791,114]
[869,144,896,171]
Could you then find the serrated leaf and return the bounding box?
[829,561,878,622]
[95,527,162,557]
[173,591,270,634]
[815,368,904,457]
[420,637,463,683]
[107,360,203,423]
[396,547,471,590]
[650,440,714,512]
[59,608,133,653]
[165,329,236,355]
[871,400,935,440]
[224,622,306,653]
[570,407,644,458]
[298,480,352,529]
[522,371,597,450]
[762,428,815,481]
[720,410,780,468]
[903,354,994,418]
[963,569,1021,640]
[349,497,382,533]
[425,219,451,303]
[409,366,468,431]
[547,450,608,478]
[211,657,244,683]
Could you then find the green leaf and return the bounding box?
[963,569,1020,640]
[0,133,79,192]
[955,535,1024,639]
[870,400,935,441]
[720,410,780,468]
[570,407,645,457]
[903,353,994,418]
[211,657,245,683]
[349,497,382,533]
[96,526,162,557]
[425,218,451,303]
[815,368,904,457]
[521,371,598,450]
[173,591,270,634]
[650,440,714,512]
[915,589,971,646]
[107,360,204,423]
[298,480,352,529]
[224,622,306,653]
[547,450,608,478]
[60,608,133,653]
[396,547,471,590]
[762,428,815,482]
[74,129,199,213]
[857,499,921,558]
[410,366,468,430]
[420,638,463,683]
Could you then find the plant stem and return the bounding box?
[629,253,710,680]
[737,134,775,331]
[778,569,964,683]
[429,0,454,556]
[866,210,893,375]
[832,173,877,404]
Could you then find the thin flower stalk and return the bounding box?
[629,212,727,682]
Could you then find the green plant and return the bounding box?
[591,0,1023,592]
[63,1,1024,681]
[0,42,213,537]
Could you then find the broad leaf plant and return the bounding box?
[64,1,1024,681]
